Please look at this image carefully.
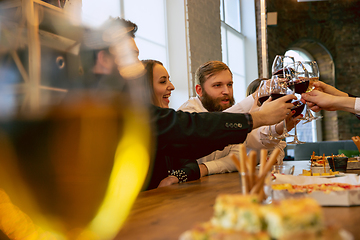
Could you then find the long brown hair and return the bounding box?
[141,59,164,107]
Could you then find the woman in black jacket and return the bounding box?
[142,59,202,189]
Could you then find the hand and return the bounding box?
[275,110,303,135]
[251,94,296,129]
[302,90,356,113]
[157,175,179,188]
[286,113,302,132]
[301,90,339,112]
[275,110,302,134]
[313,81,348,97]
[199,164,209,177]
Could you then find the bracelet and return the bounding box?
[168,169,188,183]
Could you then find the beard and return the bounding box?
[200,90,235,112]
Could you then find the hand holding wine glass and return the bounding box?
[257,77,296,140]
[285,62,307,144]
[252,93,296,129]
[312,81,349,97]
[257,79,275,140]
[269,75,295,139]
[298,60,323,123]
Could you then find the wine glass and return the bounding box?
[269,75,294,139]
[0,17,151,240]
[299,60,322,123]
[285,62,306,144]
[257,79,275,140]
[272,55,295,77]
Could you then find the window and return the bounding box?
[81,0,189,109]
[82,0,168,69]
[220,0,258,103]
[82,0,121,27]
[122,0,168,69]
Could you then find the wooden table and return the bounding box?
[115,161,360,240]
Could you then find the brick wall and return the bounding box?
[257,0,360,140]
[186,0,222,96]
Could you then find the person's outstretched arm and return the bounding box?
[153,93,294,154]
[302,90,356,113]
[313,81,348,97]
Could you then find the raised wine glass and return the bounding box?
[0,16,152,240]
[272,55,295,77]
[269,75,294,140]
[257,79,275,140]
[299,60,322,123]
[285,62,306,144]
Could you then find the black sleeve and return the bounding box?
[151,106,252,150]
[181,160,200,181]
[170,158,201,182]
[160,142,228,160]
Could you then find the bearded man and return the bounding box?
[178,61,299,176]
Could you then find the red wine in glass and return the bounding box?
[259,95,270,105]
[291,101,305,117]
[273,69,284,77]
[270,93,292,103]
[288,79,310,94]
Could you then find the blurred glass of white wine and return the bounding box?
[0,6,152,240]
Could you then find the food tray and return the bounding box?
[271,174,360,206]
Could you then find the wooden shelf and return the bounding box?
[0,19,80,55]
[0,0,82,112]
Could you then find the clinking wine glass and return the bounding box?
[258,79,275,140]
[298,60,322,123]
[269,75,294,139]
[0,18,152,240]
[285,62,306,144]
[272,55,295,77]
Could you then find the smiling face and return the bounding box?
[196,70,235,112]
[152,64,175,108]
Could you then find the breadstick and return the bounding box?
[230,154,241,172]
[258,149,267,201]
[239,144,249,194]
[250,148,280,195]
[259,149,267,176]
[248,151,257,191]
